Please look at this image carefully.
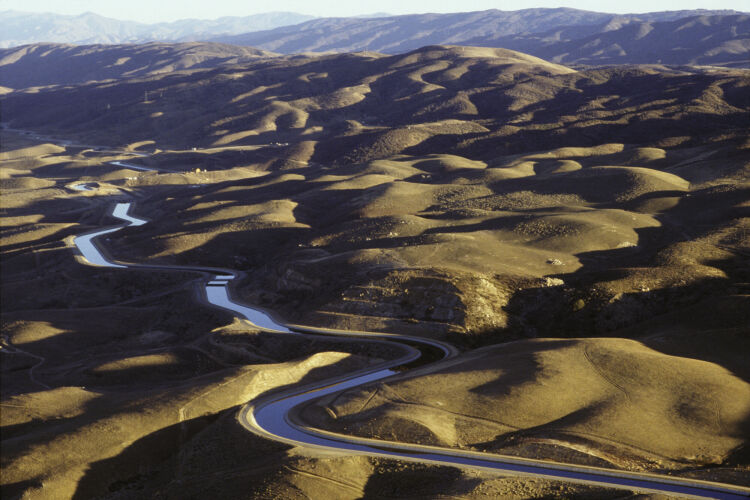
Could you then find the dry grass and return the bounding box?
[307,336,749,471]
[1,44,748,496]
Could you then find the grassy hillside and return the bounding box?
[1,42,748,497]
[304,335,750,478]
[0,131,637,499]
[2,44,748,156]
[0,42,276,88]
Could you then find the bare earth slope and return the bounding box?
[304,335,750,476]
[1,44,749,496]
[0,42,277,89]
[2,44,748,155]
[0,133,633,499]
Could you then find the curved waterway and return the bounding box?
[110,160,155,171]
[72,201,750,500]
[70,182,95,192]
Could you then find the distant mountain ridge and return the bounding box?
[1,8,748,69]
[496,14,750,67]
[0,10,314,48]
[2,8,746,50]
[211,8,747,54]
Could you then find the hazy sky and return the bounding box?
[0,0,747,23]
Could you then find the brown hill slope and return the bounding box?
[303,335,750,472]
[0,42,277,88]
[2,45,748,160]
[85,133,748,482]
[0,131,642,499]
[1,43,749,495]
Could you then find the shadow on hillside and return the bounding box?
[65,352,394,499]
[493,181,750,383]
[433,112,749,160]
[361,460,477,498]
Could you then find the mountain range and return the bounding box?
[2,13,749,92]
[212,8,744,53]
[2,8,746,51]
[506,14,750,67]
[213,10,750,67]
[0,10,314,48]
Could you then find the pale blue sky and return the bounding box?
[0,0,747,23]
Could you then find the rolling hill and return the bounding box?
[1,37,749,498]
[0,42,277,88]
[2,44,747,156]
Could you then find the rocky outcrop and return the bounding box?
[275,264,510,335]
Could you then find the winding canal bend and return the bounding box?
[71,200,750,500]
